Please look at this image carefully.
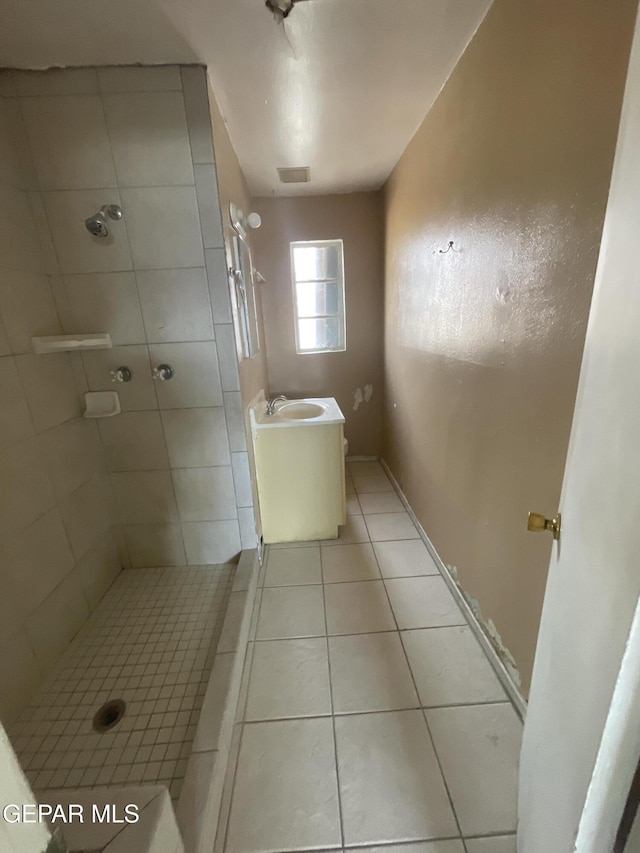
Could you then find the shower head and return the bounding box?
[85,204,123,238]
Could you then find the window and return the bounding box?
[291,239,345,353]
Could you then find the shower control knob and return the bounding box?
[110,366,132,383]
[153,364,174,381]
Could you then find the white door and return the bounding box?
[518,9,640,852]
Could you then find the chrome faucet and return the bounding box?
[266,395,287,415]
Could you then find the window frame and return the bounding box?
[290,238,346,355]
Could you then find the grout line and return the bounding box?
[319,541,347,851]
[241,699,513,725]
[362,491,469,850]
[379,458,527,721]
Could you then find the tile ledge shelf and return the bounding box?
[32,333,112,354]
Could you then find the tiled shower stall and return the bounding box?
[0,64,255,727]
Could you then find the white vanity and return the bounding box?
[250,397,346,543]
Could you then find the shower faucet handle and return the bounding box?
[152,364,174,381]
[110,366,132,383]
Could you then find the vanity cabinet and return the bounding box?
[251,398,346,543]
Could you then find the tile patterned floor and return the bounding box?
[9,564,235,800]
[220,461,521,853]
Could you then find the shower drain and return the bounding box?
[92,699,126,733]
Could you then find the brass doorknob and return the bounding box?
[527,511,561,540]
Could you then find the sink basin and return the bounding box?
[278,401,327,420]
[250,396,345,430]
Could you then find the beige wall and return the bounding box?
[207,81,269,415]
[0,84,121,723]
[382,0,637,695]
[252,193,385,457]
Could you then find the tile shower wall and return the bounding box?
[1,65,256,572]
[0,82,121,723]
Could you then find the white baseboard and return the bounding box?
[379,458,527,721]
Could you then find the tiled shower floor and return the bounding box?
[9,564,234,800]
[217,460,522,853]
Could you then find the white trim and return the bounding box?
[379,457,527,721]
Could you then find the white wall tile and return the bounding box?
[0,72,17,96]
[21,95,117,190]
[0,99,34,189]
[76,532,122,610]
[15,352,80,432]
[0,438,55,538]
[43,189,132,274]
[112,470,178,523]
[26,571,90,671]
[161,407,230,467]
[121,186,204,269]
[104,92,194,187]
[26,192,60,274]
[38,417,104,499]
[231,451,252,508]
[0,270,61,354]
[0,184,45,273]
[238,507,257,549]
[172,466,237,521]
[9,68,99,96]
[62,272,146,345]
[124,523,186,568]
[98,411,169,471]
[149,341,222,408]
[0,316,10,356]
[205,248,232,324]
[60,475,113,560]
[215,324,240,392]
[0,356,34,446]
[82,345,157,411]
[98,66,182,93]
[181,520,241,563]
[223,391,247,452]
[0,508,76,643]
[137,268,214,342]
[194,164,223,249]
[181,67,214,165]
[0,627,42,723]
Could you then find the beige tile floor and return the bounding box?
[220,461,521,853]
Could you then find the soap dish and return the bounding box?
[83,391,121,418]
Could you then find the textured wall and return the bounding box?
[382,0,637,694]
[0,82,121,723]
[253,193,385,457]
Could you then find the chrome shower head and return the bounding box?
[85,204,123,238]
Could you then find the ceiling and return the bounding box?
[0,0,492,196]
